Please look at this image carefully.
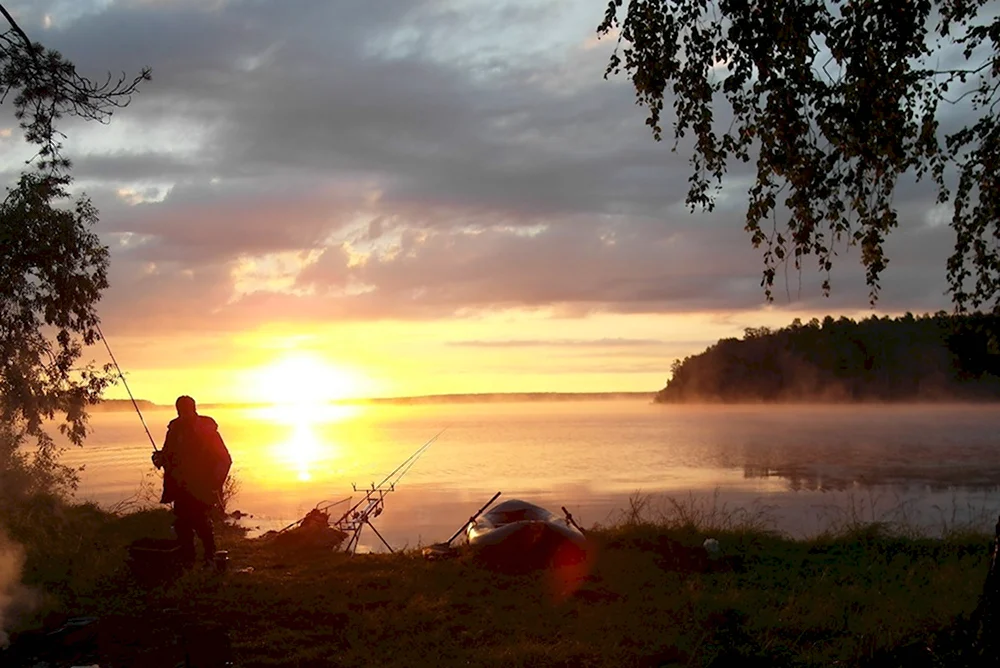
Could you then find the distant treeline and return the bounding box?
[656,313,1000,403]
[208,392,653,407]
[91,399,161,412]
[350,392,654,405]
[91,393,654,411]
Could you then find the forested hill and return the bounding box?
[656,313,1000,403]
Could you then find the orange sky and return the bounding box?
[96,306,886,405]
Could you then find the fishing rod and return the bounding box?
[422,491,501,559]
[370,426,448,491]
[338,429,442,521]
[338,426,446,520]
[333,427,447,553]
[445,491,501,547]
[277,428,446,549]
[96,322,158,452]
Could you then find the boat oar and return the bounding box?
[562,506,586,535]
[447,491,502,546]
[423,491,501,559]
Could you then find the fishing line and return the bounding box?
[392,434,440,485]
[321,427,446,526]
[315,496,352,512]
[372,426,448,490]
[95,322,158,452]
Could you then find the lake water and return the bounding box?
[61,401,1000,551]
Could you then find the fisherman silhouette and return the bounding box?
[152,395,232,567]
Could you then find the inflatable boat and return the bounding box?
[467,498,587,569]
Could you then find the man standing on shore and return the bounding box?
[152,395,232,567]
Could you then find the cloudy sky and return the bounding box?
[3,0,955,403]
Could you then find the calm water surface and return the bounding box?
[62,401,1000,551]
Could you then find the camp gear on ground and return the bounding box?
[127,537,184,584]
[266,507,349,551]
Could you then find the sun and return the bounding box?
[250,353,362,418]
[246,352,364,482]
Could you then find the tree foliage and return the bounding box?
[0,6,149,495]
[598,1,1000,310]
[658,312,1000,402]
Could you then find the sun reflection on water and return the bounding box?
[286,423,322,481]
[250,402,362,484]
[251,402,361,425]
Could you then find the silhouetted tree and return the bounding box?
[0,6,149,495]
[598,1,1000,311]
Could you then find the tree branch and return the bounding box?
[0,2,39,67]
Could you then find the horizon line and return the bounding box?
[96,390,657,408]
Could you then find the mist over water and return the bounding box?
[62,401,1000,550]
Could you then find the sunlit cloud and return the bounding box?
[115,186,170,206]
[230,250,324,299]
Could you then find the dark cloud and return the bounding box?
[109,182,358,264]
[9,0,961,332]
[72,153,204,181]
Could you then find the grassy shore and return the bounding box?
[1,496,997,667]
